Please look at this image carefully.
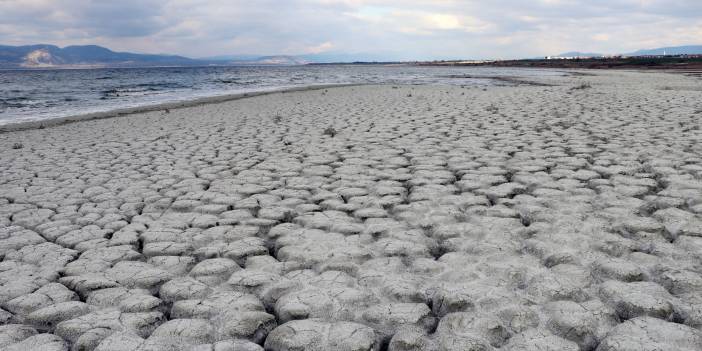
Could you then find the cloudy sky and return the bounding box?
[1,0,701,60]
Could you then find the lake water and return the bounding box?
[0,65,564,125]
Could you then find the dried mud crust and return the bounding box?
[1,71,702,351]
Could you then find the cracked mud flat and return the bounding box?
[1,70,702,351]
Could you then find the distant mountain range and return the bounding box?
[0,44,397,68]
[0,44,199,68]
[555,45,702,58]
[199,52,399,65]
[628,45,702,56]
[225,55,312,65]
[2,43,702,69]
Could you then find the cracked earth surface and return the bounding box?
[1,70,702,351]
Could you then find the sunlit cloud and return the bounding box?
[306,41,335,54]
[592,33,610,42]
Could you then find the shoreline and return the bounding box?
[0,83,363,132]
[0,68,687,134]
[0,68,582,133]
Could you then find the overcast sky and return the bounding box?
[1,0,701,60]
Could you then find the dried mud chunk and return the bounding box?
[275,229,372,265]
[5,333,68,351]
[189,258,241,285]
[170,291,264,320]
[149,318,215,344]
[388,328,437,351]
[11,208,55,229]
[119,312,165,338]
[142,241,192,257]
[86,287,162,313]
[591,257,645,282]
[59,273,120,298]
[5,283,78,317]
[436,312,511,349]
[543,300,618,350]
[361,303,434,335]
[596,316,702,351]
[376,238,431,257]
[655,268,702,295]
[526,264,591,302]
[56,226,111,249]
[55,310,122,343]
[226,269,282,293]
[159,277,211,303]
[208,340,264,351]
[476,182,527,201]
[221,237,269,265]
[79,245,143,264]
[0,227,46,258]
[616,217,664,237]
[495,305,540,334]
[432,282,519,318]
[502,328,579,351]
[93,332,145,351]
[215,310,277,343]
[653,208,702,238]
[0,324,38,348]
[264,319,379,351]
[26,301,90,331]
[275,286,374,323]
[599,280,676,320]
[71,327,113,351]
[106,261,172,290]
[147,256,196,276]
[0,307,12,323]
[140,227,183,244]
[4,242,77,268]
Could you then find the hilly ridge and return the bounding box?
[0,44,198,68]
[628,45,702,56]
[554,45,702,58]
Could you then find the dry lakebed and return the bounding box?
[1,70,702,350]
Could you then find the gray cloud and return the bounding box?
[0,0,700,59]
[76,0,169,37]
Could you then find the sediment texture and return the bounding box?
[1,70,702,351]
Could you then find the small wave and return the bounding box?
[215,78,261,85]
[0,97,31,109]
[217,79,242,84]
[100,82,189,99]
[100,89,120,99]
[133,82,187,89]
